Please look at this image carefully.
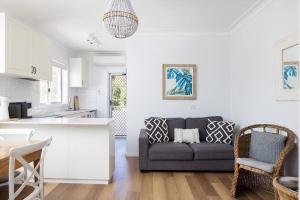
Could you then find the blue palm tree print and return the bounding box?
[283,64,298,89]
[166,68,193,95]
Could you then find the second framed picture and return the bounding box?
[162,64,197,100]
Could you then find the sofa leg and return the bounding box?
[231,165,239,197]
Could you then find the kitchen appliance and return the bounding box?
[9,102,32,119]
[0,96,9,121]
[8,103,21,118]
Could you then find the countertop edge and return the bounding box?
[0,118,114,126]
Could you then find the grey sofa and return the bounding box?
[139,116,235,171]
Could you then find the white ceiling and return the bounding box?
[0,0,263,52]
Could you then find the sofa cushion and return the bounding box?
[149,142,193,161]
[205,119,235,144]
[186,116,223,140]
[144,117,169,144]
[174,128,200,144]
[237,158,274,173]
[166,118,185,141]
[189,142,234,160]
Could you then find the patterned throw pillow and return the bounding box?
[206,119,235,144]
[144,117,169,144]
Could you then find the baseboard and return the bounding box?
[126,152,139,157]
[44,178,109,185]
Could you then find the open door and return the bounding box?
[109,73,127,137]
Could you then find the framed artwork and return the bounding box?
[275,33,299,101]
[162,64,197,100]
[283,61,298,90]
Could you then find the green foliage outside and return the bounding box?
[112,75,127,111]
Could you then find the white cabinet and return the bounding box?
[0,13,52,80]
[32,31,52,81]
[2,14,33,77]
[69,58,87,87]
[0,121,115,184]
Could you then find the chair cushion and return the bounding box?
[237,158,275,173]
[149,142,193,161]
[185,116,223,140]
[166,118,185,141]
[189,142,234,160]
[279,177,298,190]
[249,131,286,163]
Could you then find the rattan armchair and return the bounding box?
[231,124,296,197]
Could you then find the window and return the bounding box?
[40,66,68,104]
[49,67,62,103]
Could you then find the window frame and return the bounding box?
[40,66,68,105]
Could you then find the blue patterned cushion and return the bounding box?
[249,131,286,164]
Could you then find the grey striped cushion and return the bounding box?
[249,131,286,163]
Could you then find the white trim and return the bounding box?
[126,152,139,157]
[44,178,109,185]
[52,59,67,70]
[230,0,274,33]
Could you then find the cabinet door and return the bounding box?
[81,59,87,87]
[32,31,51,81]
[68,126,110,181]
[6,17,32,77]
[69,58,83,87]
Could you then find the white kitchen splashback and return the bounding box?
[0,76,39,107]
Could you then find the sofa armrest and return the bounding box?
[139,129,149,170]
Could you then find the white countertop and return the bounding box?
[0,118,113,126]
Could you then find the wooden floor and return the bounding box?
[44,139,274,200]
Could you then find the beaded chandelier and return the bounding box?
[103,0,139,39]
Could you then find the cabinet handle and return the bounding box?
[31,66,35,74]
[34,67,37,74]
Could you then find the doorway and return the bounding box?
[109,73,127,137]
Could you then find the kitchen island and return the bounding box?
[0,118,114,184]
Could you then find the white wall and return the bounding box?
[126,34,230,155]
[0,75,40,107]
[70,52,126,117]
[230,0,299,175]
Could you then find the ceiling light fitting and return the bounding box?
[103,0,139,39]
[87,33,101,49]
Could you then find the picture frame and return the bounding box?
[162,64,197,100]
[275,33,299,101]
